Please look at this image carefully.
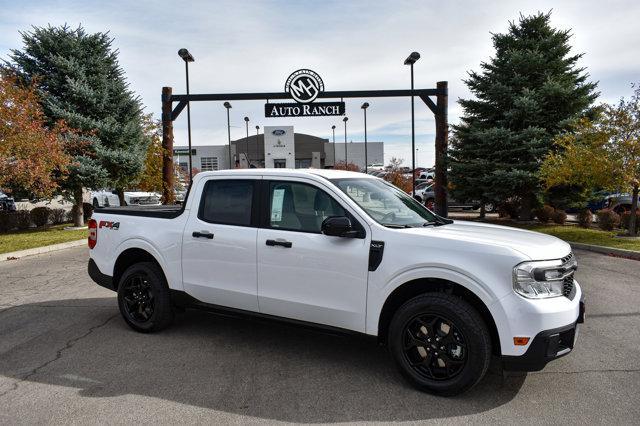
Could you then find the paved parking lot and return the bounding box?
[0,246,638,424]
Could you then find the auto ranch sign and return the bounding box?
[265,69,345,118]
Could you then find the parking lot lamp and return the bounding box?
[404,51,420,195]
[224,102,232,168]
[361,102,369,173]
[178,48,195,183]
[255,125,260,167]
[244,116,249,166]
[343,117,349,165]
[331,125,336,167]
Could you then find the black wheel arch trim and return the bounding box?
[88,258,115,291]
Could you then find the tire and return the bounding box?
[93,198,100,208]
[117,262,174,333]
[388,293,491,396]
[414,196,423,203]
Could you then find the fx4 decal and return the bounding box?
[98,220,120,230]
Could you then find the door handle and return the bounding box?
[192,231,214,239]
[266,239,292,248]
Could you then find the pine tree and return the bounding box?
[7,25,147,225]
[449,12,598,219]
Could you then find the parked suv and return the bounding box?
[421,187,495,212]
[88,169,584,396]
[0,191,17,212]
[91,189,161,208]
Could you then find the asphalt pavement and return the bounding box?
[0,246,638,424]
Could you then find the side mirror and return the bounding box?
[321,216,357,237]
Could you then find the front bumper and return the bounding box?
[502,298,585,371]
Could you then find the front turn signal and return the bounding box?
[513,337,530,346]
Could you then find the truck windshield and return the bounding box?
[331,178,440,228]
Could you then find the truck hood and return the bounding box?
[403,220,571,261]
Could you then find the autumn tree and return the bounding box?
[0,71,69,198]
[541,84,640,235]
[135,114,164,193]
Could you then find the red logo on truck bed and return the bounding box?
[98,220,120,230]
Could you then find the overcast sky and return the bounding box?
[1,0,638,167]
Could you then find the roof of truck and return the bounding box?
[195,168,376,180]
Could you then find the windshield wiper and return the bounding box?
[382,223,413,228]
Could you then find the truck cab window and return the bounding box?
[199,180,254,226]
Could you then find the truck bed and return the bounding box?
[94,204,185,219]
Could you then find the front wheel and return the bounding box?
[388,293,491,396]
[117,262,174,333]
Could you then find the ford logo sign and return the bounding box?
[272,129,286,136]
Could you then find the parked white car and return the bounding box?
[91,189,161,208]
[88,169,584,396]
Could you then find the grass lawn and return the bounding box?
[488,220,640,252]
[0,224,86,254]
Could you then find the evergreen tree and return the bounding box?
[7,25,147,225]
[449,12,598,219]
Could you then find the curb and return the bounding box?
[569,242,640,261]
[1,239,86,262]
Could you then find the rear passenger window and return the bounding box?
[199,180,254,226]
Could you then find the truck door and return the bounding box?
[256,178,370,332]
[182,177,260,312]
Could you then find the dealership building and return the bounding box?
[173,126,384,172]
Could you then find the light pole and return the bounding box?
[223,102,232,168]
[404,51,420,196]
[255,125,260,167]
[361,102,369,174]
[343,117,348,166]
[178,48,195,183]
[331,125,336,168]
[244,116,249,167]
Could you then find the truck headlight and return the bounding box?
[513,259,575,299]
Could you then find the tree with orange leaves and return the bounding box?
[0,72,69,198]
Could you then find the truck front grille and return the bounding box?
[561,252,576,299]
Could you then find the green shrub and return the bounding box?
[534,205,555,223]
[620,210,640,233]
[577,209,593,228]
[498,201,519,219]
[50,208,67,225]
[30,207,51,228]
[14,209,32,230]
[552,209,567,225]
[0,212,17,233]
[596,209,620,231]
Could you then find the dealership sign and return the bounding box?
[265,69,345,117]
[265,101,345,117]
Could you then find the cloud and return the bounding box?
[1,0,638,164]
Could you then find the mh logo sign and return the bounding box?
[285,69,324,104]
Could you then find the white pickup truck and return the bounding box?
[88,169,585,396]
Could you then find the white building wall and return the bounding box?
[327,142,384,169]
[264,126,295,168]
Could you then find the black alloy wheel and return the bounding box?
[121,273,155,323]
[388,293,491,396]
[117,262,174,332]
[402,313,467,381]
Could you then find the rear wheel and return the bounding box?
[388,293,491,396]
[117,262,174,333]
